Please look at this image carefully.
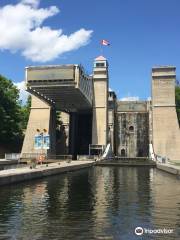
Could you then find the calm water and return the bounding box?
[0,166,179,240]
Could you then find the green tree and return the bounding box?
[175,86,180,125]
[20,95,31,130]
[0,75,23,147]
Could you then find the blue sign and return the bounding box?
[43,135,50,149]
[34,135,43,149]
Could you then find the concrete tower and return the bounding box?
[21,95,56,157]
[152,66,180,163]
[92,56,109,147]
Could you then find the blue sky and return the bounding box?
[0,0,180,101]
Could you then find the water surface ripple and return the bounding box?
[0,167,179,239]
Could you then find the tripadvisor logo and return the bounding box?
[135,227,143,236]
[135,226,174,236]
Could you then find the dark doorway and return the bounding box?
[69,112,92,159]
[77,113,92,155]
[121,149,126,156]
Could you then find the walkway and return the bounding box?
[0,160,94,186]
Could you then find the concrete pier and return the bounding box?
[0,160,94,186]
[157,163,180,178]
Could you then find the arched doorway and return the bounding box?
[121,149,126,156]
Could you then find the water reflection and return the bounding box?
[0,167,179,239]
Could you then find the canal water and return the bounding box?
[0,166,179,240]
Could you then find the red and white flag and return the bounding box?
[101,39,110,46]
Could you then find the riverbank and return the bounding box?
[0,160,94,186]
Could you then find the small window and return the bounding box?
[129,126,134,131]
[96,62,105,67]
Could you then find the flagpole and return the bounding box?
[100,42,103,56]
[100,45,103,56]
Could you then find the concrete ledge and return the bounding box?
[96,163,156,167]
[0,160,18,165]
[157,163,180,178]
[0,161,94,186]
[96,160,156,167]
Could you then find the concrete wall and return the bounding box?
[21,96,56,157]
[26,66,74,81]
[152,67,180,163]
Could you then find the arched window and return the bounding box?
[121,149,125,156]
[129,126,134,131]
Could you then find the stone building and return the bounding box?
[115,101,149,157]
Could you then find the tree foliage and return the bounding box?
[0,75,22,144]
[175,86,180,125]
[20,95,31,130]
[0,75,31,150]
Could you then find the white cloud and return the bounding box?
[15,80,29,104]
[21,0,40,8]
[120,96,140,101]
[0,1,93,62]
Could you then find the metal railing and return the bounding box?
[155,155,169,164]
[48,155,73,161]
[77,155,96,161]
[5,153,21,161]
[21,153,73,161]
